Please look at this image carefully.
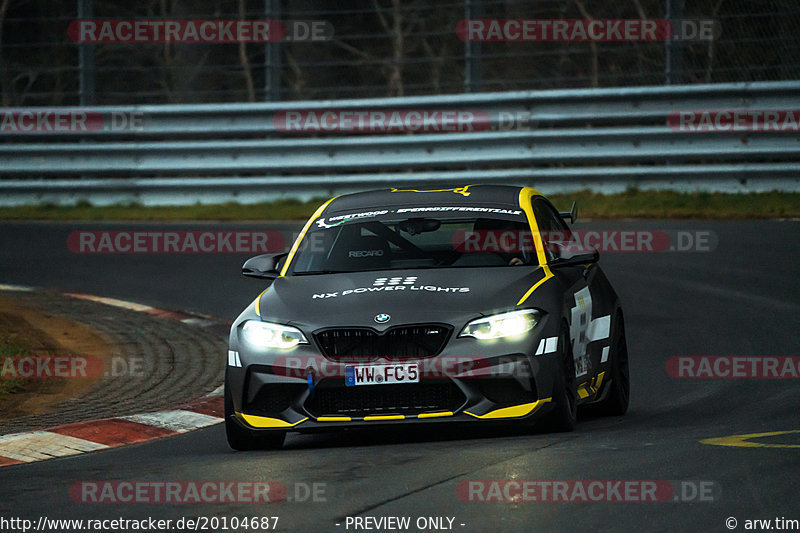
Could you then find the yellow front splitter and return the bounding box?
[465,398,552,420]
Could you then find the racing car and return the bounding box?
[225,184,630,449]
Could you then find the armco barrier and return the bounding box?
[1,81,798,205]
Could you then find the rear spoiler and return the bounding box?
[559,201,578,223]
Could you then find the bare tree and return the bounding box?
[0,0,12,105]
[237,0,255,101]
[284,49,306,100]
[573,0,599,87]
[372,0,409,97]
[705,0,725,83]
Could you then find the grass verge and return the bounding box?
[0,338,29,402]
[1,191,799,220]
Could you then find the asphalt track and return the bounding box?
[0,219,799,532]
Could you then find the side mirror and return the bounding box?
[559,201,578,224]
[242,253,287,280]
[549,242,599,267]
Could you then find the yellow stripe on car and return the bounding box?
[516,270,553,306]
[390,185,472,197]
[254,289,267,317]
[578,371,606,400]
[595,371,605,389]
[516,187,554,305]
[417,411,454,419]
[279,196,339,277]
[465,398,551,419]
[237,412,308,428]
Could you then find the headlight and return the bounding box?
[459,310,540,340]
[241,320,308,349]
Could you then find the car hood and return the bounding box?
[256,267,549,330]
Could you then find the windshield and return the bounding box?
[288,211,539,274]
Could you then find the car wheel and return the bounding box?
[540,324,577,432]
[592,310,630,416]
[225,382,286,451]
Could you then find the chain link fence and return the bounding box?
[1,0,799,105]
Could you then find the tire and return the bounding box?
[592,310,630,416]
[225,383,286,451]
[540,324,578,432]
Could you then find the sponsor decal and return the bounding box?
[312,277,469,299]
[569,287,611,378]
[314,206,523,229]
[349,249,384,258]
[395,206,522,216]
[227,350,242,368]
[534,337,559,356]
[374,276,417,286]
[391,186,472,197]
[315,210,390,229]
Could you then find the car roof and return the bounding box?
[325,184,537,214]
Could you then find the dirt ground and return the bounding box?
[0,294,114,420]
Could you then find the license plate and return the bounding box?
[345,363,420,386]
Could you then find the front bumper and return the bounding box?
[226,332,564,432]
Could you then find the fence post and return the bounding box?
[264,0,282,101]
[665,0,685,85]
[464,0,482,93]
[77,0,95,105]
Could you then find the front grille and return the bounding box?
[314,324,452,361]
[304,381,465,417]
